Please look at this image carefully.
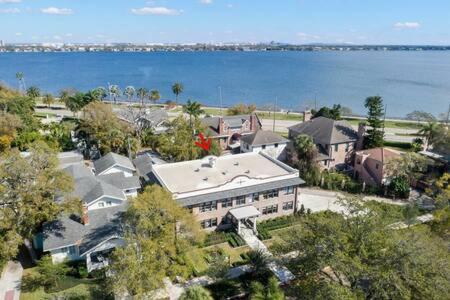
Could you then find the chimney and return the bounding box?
[250,114,258,131]
[356,122,366,150]
[303,110,312,122]
[81,205,89,225]
[218,117,224,134]
[208,156,217,168]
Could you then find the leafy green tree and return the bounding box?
[312,104,342,120]
[0,142,78,267]
[93,86,108,101]
[35,255,71,291]
[183,99,205,128]
[250,277,285,300]
[149,89,161,103]
[247,249,270,279]
[388,176,411,199]
[108,185,202,297]
[406,110,436,125]
[64,92,84,116]
[137,87,148,107]
[227,103,256,115]
[275,197,450,299]
[42,93,55,108]
[206,251,230,280]
[180,286,213,300]
[411,137,424,152]
[385,152,428,184]
[419,122,441,150]
[26,86,40,99]
[172,82,184,106]
[364,96,384,148]
[288,134,320,185]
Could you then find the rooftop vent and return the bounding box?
[222,171,228,175]
[194,168,200,172]
[245,170,250,174]
[234,162,239,166]
[203,177,208,181]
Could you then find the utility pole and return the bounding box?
[218,86,223,116]
[382,104,387,137]
[446,103,450,126]
[273,96,277,132]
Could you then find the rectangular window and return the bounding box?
[252,193,260,201]
[274,143,278,148]
[262,205,278,215]
[68,245,77,255]
[285,186,294,195]
[263,189,279,199]
[98,202,105,208]
[334,144,339,152]
[201,218,218,228]
[106,201,112,206]
[345,143,350,152]
[235,196,246,206]
[283,201,294,210]
[222,198,233,208]
[200,201,217,213]
[262,145,266,150]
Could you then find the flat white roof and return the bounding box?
[229,205,260,219]
[152,152,296,194]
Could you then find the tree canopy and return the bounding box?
[288,134,320,185]
[311,104,342,120]
[108,185,202,297]
[364,96,385,149]
[227,103,256,115]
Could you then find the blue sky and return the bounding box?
[1,0,450,44]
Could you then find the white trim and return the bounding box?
[96,164,136,176]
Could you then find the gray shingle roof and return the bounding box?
[94,152,135,175]
[116,108,168,127]
[97,173,141,190]
[43,204,127,254]
[175,177,304,207]
[72,177,126,204]
[202,114,262,135]
[63,163,94,179]
[241,130,289,146]
[288,117,358,145]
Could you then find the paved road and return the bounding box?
[0,261,22,300]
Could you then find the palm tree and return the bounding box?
[183,99,204,128]
[124,86,135,103]
[171,82,184,106]
[93,87,107,101]
[26,86,40,99]
[247,249,269,279]
[65,93,84,116]
[149,89,161,104]
[419,122,440,149]
[109,85,121,104]
[59,89,72,105]
[15,72,26,92]
[136,88,148,107]
[42,93,55,108]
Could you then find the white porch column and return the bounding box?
[237,219,241,234]
[253,217,257,233]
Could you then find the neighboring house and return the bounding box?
[39,153,141,268]
[133,152,167,184]
[94,152,136,177]
[240,130,289,161]
[151,152,304,234]
[202,114,262,150]
[116,108,169,134]
[57,150,84,167]
[41,204,126,271]
[288,114,361,169]
[354,147,402,187]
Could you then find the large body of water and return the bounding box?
[0,51,449,117]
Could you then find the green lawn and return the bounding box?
[34,112,57,118]
[344,117,421,130]
[20,268,104,300]
[186,242,251,274]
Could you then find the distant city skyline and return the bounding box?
[1,0,450,45]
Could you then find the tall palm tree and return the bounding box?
[109,85,121,104]
[149,89,161,104]
[43,93,55,108]
[419,122,440,149]
[15,72,26,92]
[171,82,184,106]
[26,86,40,99]
[93,87,107,101]
[124,86,135,103]
[65,93,84,116]
[183,99,204,128]
[136,88,148,107]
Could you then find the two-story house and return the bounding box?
[151,152,304,234]
[202,114,262,150]
[240,130,289,161]
[288,115,360,170]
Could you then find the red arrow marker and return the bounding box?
[195,132,211,151]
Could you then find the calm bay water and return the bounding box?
[0,51,449,117]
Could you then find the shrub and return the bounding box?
[389,176,410,199]
[203,231,227,247]
[384,140,413,150]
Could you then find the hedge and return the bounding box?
[383,140,413,150]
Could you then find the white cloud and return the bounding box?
[394,22,420,29]
[200,0,213,4]
[0,7,20,13]
[131,6,181,15]
[15,32,22,36]
[297,32,321,40]
[41,7,73,15]
[0,0,21,3]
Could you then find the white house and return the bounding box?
[240,130,289,161]
[94,152,136,177]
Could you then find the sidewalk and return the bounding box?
[0,261,23,300]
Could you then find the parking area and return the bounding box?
[298,188,346,213]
